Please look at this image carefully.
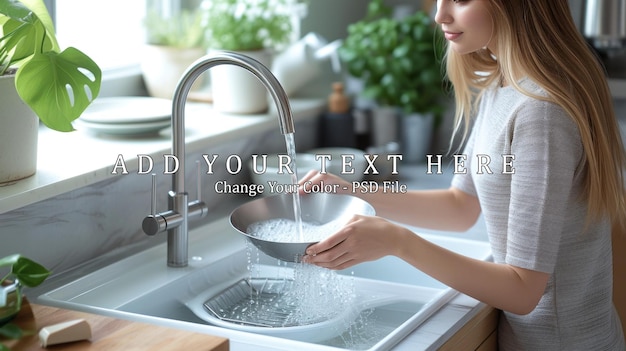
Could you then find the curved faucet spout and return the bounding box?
[143,51,296,267]
[171,51,295,194]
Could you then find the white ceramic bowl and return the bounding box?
[306,147,367,183]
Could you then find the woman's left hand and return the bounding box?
[302,214,406,270]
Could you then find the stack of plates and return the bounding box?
[76,96,172,136]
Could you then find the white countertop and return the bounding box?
[0,98,325,214]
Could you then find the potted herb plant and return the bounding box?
[202,0,297,114]
[0,0,102,183]
[339,0,446,161]
[1,254,51,350]
[141,0,208,99]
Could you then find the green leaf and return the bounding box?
[2,0,100,132]
[365,0,391,19]
[0,0,32,19]
[0,0,57,65]
[0,323,23,339]
[392,44,410,58]
[11,256,50,287]
[18,0,59,50]
[0,255,20,269]
[15,47,102,132]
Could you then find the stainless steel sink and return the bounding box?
[34,217,491,351]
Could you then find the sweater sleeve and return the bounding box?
[503,100,584,273]
[451,120,479,197]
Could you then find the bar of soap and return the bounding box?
[39,319,92,347]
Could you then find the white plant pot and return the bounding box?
[140,44,206,99]
[0,74,38,184]
[209,49,273,114]
[401,112,434,163]
[371,106,399,147]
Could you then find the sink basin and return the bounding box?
[34,217,491,351]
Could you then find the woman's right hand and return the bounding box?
[302,214,409,270]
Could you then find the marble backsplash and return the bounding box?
[0,118,318,276]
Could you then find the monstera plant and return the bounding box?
[0,0,102,132]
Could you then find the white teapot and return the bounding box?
[272,32,342,96]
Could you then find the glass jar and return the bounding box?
[0,280,21,326]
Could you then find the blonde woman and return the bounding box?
[300,0,626,349]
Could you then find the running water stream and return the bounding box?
[284,133,304,241]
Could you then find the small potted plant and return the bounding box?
[339,0,446,161]
[1,254,51,350]
[0,0,102,183]
[202,0,298,114]
[141,0,208,99]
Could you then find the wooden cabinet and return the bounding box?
[439,305,500,351]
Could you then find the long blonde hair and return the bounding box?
[445,0,626,228]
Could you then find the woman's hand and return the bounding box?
[298,170,404,270]
[302,214,407,270]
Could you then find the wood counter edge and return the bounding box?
[438,304,500,351]
[2,301,228,351]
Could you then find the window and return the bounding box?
[53,0,147,71]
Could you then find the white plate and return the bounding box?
[80,96,172,124]
[75,119,170,136]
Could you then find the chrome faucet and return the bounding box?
[142,51,295,267]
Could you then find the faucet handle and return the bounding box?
[150,173,157,215]
[143,173,168,236]
[142,170,208,237]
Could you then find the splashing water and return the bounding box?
[219,262,358,328]
[247,217,347,243]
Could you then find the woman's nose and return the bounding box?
[434,1,451,25]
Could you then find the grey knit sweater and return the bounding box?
[451,79,625,350]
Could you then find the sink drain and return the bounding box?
[203,278,332,327]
